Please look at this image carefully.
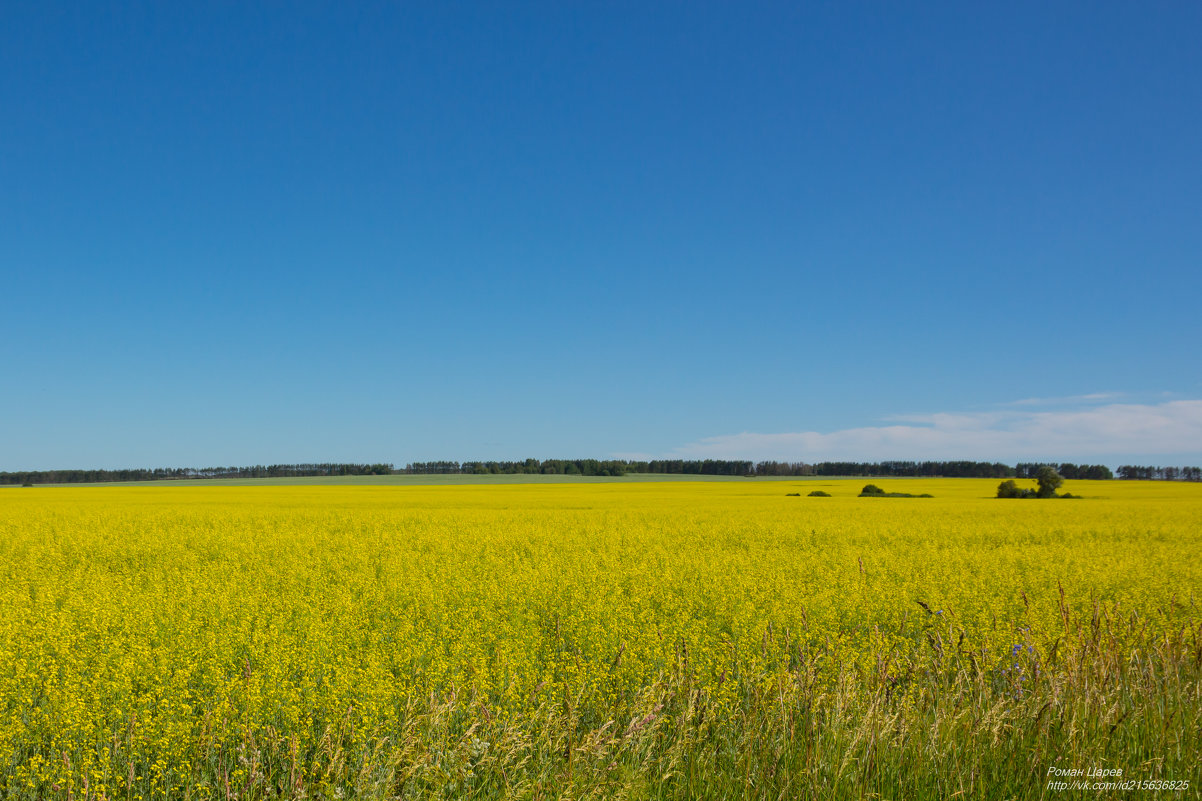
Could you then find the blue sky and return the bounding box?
[2,2,1200,470]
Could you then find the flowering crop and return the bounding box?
[0,479,1198,798]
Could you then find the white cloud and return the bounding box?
[1005,392,1124,407]
[673,400,1202,462]
[609,451,656,461]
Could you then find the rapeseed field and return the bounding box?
[0,480,1198,799]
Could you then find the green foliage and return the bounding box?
[807,490,831,497]
[1035,466,1064,498]
[1019,462,1116,480]
[996,479,1036,499]
[1118,464,1202,481]
[860,484,931,498]
[998,470,1074,499]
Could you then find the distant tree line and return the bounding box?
[404,459,1120,479]
[405,459,640,476]
[405,459,1015,477]
[0,463,394,485]
[408,459,636,476]
[1016,463,1115,480]
[807,461,1017,478]
[187,463,395,478]
[1116,465,1202,481]
[7,459,1200,486]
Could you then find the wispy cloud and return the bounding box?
[673,400,1202,462]
[1005,392,1124,407]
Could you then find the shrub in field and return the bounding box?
[860,484,932,498]
[997,479,1036,498]
[999,467,1073,499]
[1036,465,1064,498]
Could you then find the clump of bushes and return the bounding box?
[785,492,801,496]
[995,476,1033,495]
[996,480,1036,498]
[808,490,831,497]
[997,467,1078,499]
[859,484,932,498]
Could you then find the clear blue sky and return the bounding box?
[3,2,1200,470]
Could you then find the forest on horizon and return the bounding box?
[4,460,1200,485]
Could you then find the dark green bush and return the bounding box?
[998,472,1074,499]
[860,484,930,498]
[996,479,1035,498]
[1035,466,1064,498]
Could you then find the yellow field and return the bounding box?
[1,479,1199,799]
